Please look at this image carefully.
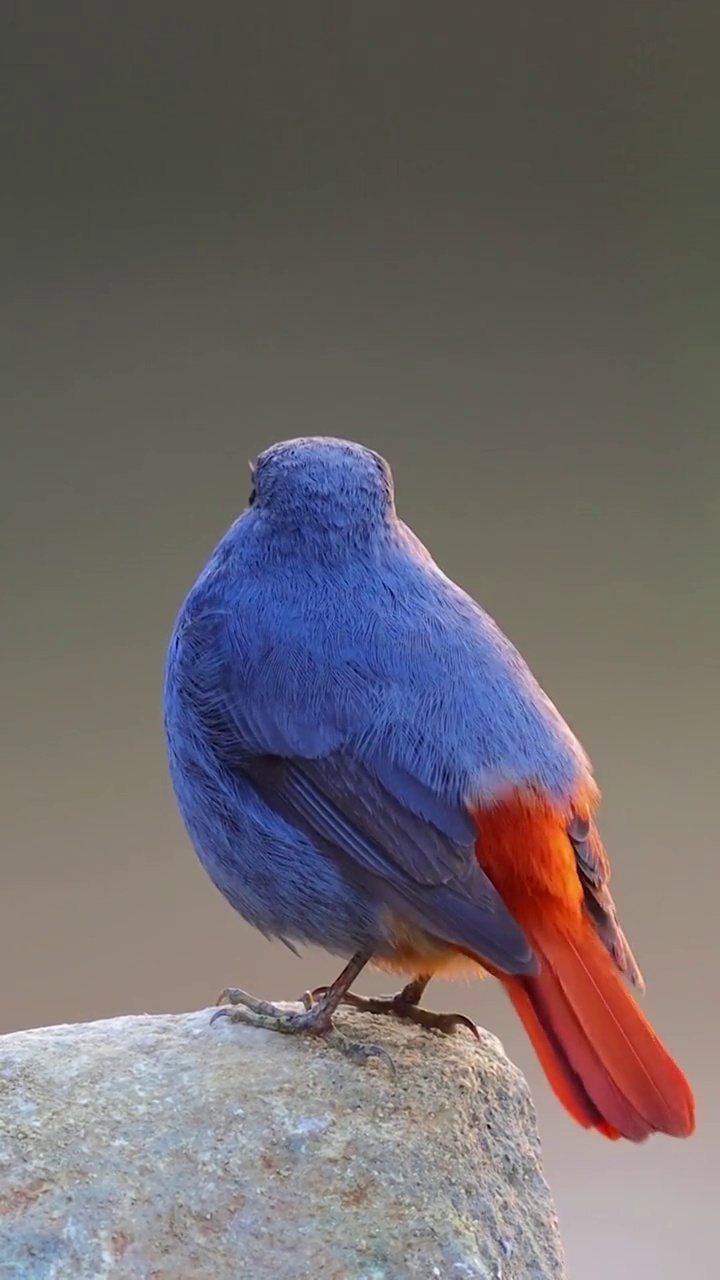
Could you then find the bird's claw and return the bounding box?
[214,987,283,1017]
[308,985,480,1040]
[210,985,395,1073]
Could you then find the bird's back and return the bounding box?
[167,511,594,814]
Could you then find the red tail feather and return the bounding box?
[503,920,695,1141]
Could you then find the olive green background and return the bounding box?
[2,5,717,1276]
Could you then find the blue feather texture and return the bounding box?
[164,437,595,973]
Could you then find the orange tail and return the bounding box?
[502,919,696,1141]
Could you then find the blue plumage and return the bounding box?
[164,437,594,975]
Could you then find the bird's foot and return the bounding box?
[308,984,480,1040]
[211,986,395,1072]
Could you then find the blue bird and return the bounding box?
[164,436,694,1140]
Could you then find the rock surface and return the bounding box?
[0,1003,566,1279]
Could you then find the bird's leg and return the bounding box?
[308,971,479,1040]
[212,949,394,1070]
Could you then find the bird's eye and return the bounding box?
[248,485,257,507]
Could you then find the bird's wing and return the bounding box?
[568,812,645,990]
[241,748,536,976]
[184,610,537,977]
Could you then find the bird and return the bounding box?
[163,435,695,1142]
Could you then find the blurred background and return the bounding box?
[1,4,717,1276]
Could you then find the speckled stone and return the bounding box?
[0,1004,566,1279]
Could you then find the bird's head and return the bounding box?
[247,436,396,547]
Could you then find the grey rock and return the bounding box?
[0,1003,566,1279]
